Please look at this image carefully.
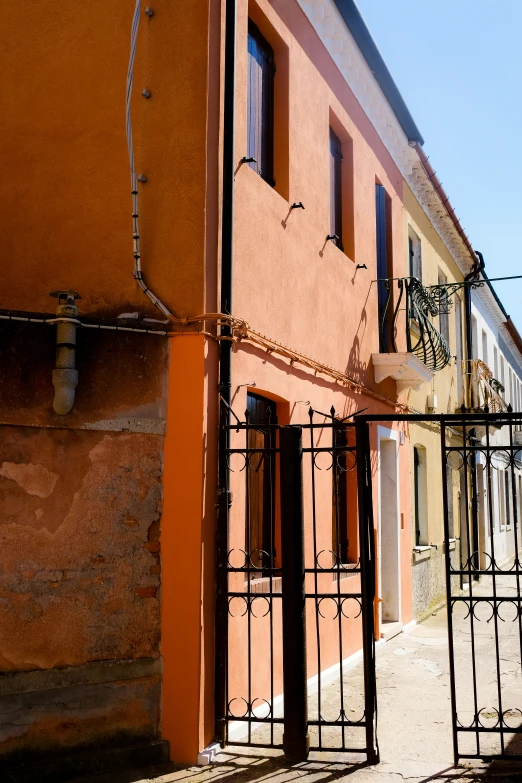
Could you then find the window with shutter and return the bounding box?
[376,183,390,352]
[247,21,275,186]
[246,392,277,571]
[329,127,343,250]
[438,269,450,347]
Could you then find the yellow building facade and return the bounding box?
[403,184,465,618]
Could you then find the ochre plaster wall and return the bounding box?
[402,184,464,618]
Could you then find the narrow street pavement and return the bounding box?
[76,581,522,783]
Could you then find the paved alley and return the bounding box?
[77,587,522,783]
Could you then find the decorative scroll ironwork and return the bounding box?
[427,278,486,309]
[382,277,452,372]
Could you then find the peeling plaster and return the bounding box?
[0,463,58,499]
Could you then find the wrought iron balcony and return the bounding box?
[387,278,452,371]
[463,359,508,414]
[372,277,452,392]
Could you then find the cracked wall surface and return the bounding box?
[0,324,168,762]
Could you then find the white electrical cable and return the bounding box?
[126,0,174,319]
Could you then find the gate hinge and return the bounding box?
[216,487,233,508]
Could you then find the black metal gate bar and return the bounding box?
[280,425,309,761]
[355,416,379,764]
[440,420,461,766]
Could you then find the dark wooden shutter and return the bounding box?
[247,21,275,186]
[247,392,277,570]
[332,426,349,564]
[414,447,421,546]
[376,184,389,352]
[329,128,343,250]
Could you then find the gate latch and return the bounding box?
[216,488,233,508]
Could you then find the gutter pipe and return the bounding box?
[463,251,484,582]
[215,0,236,747]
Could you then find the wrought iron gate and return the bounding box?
[216,408,522,765]
[214,408,378,762]
[354,410,522,765]
[440,411,522,763]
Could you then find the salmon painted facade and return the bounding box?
[2,0,522,774]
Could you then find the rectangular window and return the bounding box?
[471,315,478,360]
[505,471,511,528]
[494,346,499,381]
[498,470,505,529]
[332,426,348,563]
[376,184,392,352]
[329,127,343,250]
[332,426,358,566]
[246,392,277,570]
[481,330,488,366]
[455,294,464,405]
[446,463,454,539]
[408,227,422,281]
[247,20,275,186]
[438,269,450,347]
[414,446,428,546]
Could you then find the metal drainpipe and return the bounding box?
[464,252,485,580]
[215,0,236,747]
[50,290,81,415]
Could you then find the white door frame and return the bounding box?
[377,426,401,625]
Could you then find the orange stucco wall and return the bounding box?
[221,0,413,753]
[1,0,416,766]
[0,0,211,319]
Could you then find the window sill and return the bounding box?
[325,237,355,264]
[444,538,457,553]
[333,566,359,582]
[245,576,282,594]
[413,546,432,563]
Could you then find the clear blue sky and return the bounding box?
[355,0,522,331]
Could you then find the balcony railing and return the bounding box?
[463,359,508,413]
[381,277,452,372]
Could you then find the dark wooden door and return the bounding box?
[247,392,277,569]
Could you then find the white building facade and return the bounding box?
[470,284,522,569]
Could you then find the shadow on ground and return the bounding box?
[77,747,522,783]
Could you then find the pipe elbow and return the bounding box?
[52,368,78,415]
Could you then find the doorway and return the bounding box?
[378,428,401,627]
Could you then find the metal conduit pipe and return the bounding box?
[50,291,80,415]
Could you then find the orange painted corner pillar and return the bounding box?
[161,334,217,763]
